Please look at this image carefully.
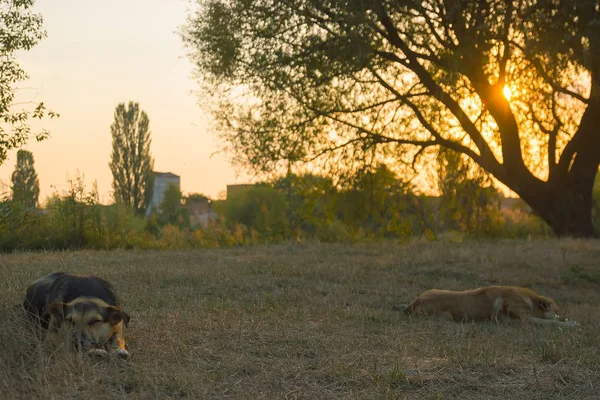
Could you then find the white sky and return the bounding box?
[0,0,250,203]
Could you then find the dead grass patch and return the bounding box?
[0,239,599,398]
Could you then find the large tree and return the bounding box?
[183,0,600,237]
[10,149,39,208]
[109,102,154,215]
[0,0,57,165]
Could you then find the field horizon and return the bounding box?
[1,239,599,399]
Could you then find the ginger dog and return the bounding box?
[403,286,578,327]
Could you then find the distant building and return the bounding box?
[147,171,180,215]
[226,184,254,199]
[186,201,219,227]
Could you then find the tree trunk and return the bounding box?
[515,151,599,238]
[514,158,599,238]
[506,91,600,238]
[536,187,596,237]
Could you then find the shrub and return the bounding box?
[215,186,289,241]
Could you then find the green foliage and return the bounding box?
[0,167,553,252]
[211,167,547,243]
[0,0,58,165]
[0,194,37,249]
[563,264,600,285]
[92,203,148,249]
[593,170,600,234]
[437,149,504,237]
[159,183,182,217]
[10,149,39,209]
[215,186,289,240]
[109,101,154,215]
[499,206,554,239]
[318,219,353,243]
[271,173,337,235]
[337,165,425,238]
[158,183,189,229]
[45,176,102,249]
[185,193,211,205]
[0,175,100,250]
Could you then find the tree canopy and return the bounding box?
[183,0,600,237]
[158,182,189,228]
[185,193,211,205]
[0,0,57,165]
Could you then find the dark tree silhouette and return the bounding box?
[183,0,600,237]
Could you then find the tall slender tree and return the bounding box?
[109,102,154,215]
[11,149,40,208]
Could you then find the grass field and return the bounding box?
[1,239,599,399]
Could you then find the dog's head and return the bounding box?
[46,297,130,351]
[533,295,561,319]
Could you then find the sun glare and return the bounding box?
[503,85,512,101]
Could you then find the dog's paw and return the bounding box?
[87,349,108,358]
[111,349,130,360]
[562,320,581,328]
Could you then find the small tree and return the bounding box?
[437,149,502,235]
[159,183,189,228]
[185,193,211,205]
[11,150,40,208]
[272,173,338,235]
[338,165,420,237]
[216,186,289,239]
[109,102,154,215]
[0,0,57,166]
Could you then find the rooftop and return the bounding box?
[154,171,179,178]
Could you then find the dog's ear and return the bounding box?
[107,306,128,326]
[537,298,552,311]
[45,302,67,329]
[122,311,131,328]
[47,302,67,320]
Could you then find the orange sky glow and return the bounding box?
[0,0,250,204]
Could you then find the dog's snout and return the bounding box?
[70,333,91,351]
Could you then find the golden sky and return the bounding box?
[0,0,249,203]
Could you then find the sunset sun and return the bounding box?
[503,85,512,100]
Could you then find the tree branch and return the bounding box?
[498,1,513,86]
[414,3,457,50]
[529,102,561,179]
[508,40,589,104]
[371,0,502,177]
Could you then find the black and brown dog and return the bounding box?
[23,272,131,359]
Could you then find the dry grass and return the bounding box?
[1,239,599,399]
